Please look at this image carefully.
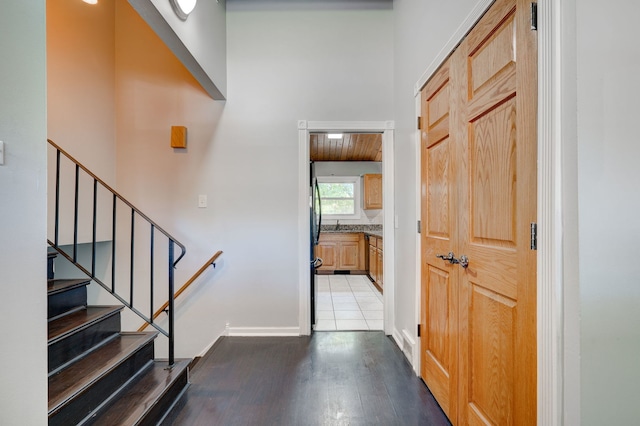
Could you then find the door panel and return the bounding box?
[420,59,459,422]
[458,0,537,424]
[339,241,360,269]
[420,0,536,425]
[316,243,336,270]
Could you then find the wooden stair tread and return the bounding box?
[91,359,190,426]
[48,306,123,343]
[47,278,91,295]
[48,332,158,414]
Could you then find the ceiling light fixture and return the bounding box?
[327,133,343,139]
[82,0,98,4]
[170,0,197,20]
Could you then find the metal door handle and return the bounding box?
[436,252,456,263]
[435,252,469,268]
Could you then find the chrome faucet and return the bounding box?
[335,220,340,231]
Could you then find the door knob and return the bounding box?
[435,252,469,268]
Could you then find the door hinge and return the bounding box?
[530,222,537,250]
[531,3,538,31]
[417,220,422,234]
[417,324,421,337]
[417,116,422,130]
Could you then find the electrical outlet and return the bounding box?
[198,194,207,208]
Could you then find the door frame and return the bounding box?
[413,1,579,425]
[297,120,395,336]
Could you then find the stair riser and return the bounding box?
[48,286,87,319]
[141,370,189,426]
[49,342,155,426]
[49,313,121,374]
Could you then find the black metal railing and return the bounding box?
[47,139,186,366]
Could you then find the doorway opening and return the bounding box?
[311,133,384,331]
[297,120,395,336]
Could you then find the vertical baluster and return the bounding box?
[92,179,97,277]
[168,240,175,366]
[54,150,61,246]
[112,194,117,293]
[73,164,79,262]
[150,224,155,325]
[130,209,135,307]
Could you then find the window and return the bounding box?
[317,176,361,219]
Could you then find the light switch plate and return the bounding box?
[0,141,4,165]
[198,194,207,208]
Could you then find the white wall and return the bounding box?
[576,0,640,423]
[0,3,48,425]
[115,1,393,355]
[314,161,383,225]
[392,0,481,366]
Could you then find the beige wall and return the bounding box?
[47,0,116,181]
[47,0,117,244]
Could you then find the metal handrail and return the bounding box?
[47,139,186,365]
[138,250,223,332]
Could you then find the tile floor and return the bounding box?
[314,274,384,331]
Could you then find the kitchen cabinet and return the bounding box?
[316,233,365,272]
[363,174,382,210]
[367,235,383,292]
[368,242,377,283]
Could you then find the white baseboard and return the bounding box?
[197,333,223,358]
[392,327,404,349]
[393,327,418,373]
[227,326,301,337]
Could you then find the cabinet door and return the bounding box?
[377,248,383,288]
[315,242,337,270]
[339,241,360,269]
[369,243,377,282]
[363,174,383,209]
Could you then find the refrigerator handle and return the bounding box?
[315,180,322,244]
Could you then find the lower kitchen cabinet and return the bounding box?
[316,233,365,272]
[367,235,383,292]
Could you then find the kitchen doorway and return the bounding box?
[311,133,384,331]
[297,121,395,336]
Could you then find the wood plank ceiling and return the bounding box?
[310,133,382,162]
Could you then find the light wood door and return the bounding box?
[315,242,336,270]
[420,57,459,421]
[420,0,537,424]
[457,0,537,424]
[376,247,383,288]
[369,242,377,282]
[339,241,360,269]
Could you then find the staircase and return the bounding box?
[47,252,190,425]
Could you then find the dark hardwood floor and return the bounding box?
[162,331,451,426]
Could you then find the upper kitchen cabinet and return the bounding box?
[363,174,382,210]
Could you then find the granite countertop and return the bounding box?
[320,224,383,238]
